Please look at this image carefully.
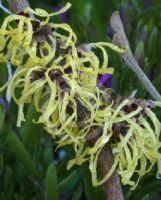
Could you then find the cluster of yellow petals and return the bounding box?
[0,2,161,190]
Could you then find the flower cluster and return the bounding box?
[0,2,161,190]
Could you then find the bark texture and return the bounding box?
[98,145,124,200]
[7,0,30,13]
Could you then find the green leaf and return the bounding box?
[0,193,6,200]
[152,74,161,94]
[0,108,4,131]
[45,163,59,200]
[22,104,43,154]
[58,170,80,193]
[82,164,104,200]
[71,183,83,200]
[133,181,161,200]
[0,153,3,175]
[0,124,11,147]
[5,131,37,178]
[4,166,14,200]
[134,41,144,61]
[41,144,53,169]
[147,27,158,65]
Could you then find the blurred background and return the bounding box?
[0,0,161,199]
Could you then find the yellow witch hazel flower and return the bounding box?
[0,2,161,190]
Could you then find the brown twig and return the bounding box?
[110,11,161,102]
[7,0,30,13]
[87,128,124,200]
[98,144,124,200]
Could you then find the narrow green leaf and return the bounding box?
[0,124,12,146]
[129,0,141,14]
[4,166,14,200]
[0,193,6,200]
[45,163,59,200]
[71,183,83,200]
[133,181,161,199]
[134,41,144,61]
[152,74,161,95]
[0,108,4,132]
[147,27,158,65]
[82,164,104,200]
[58,170,80,193]
[83,164,95,200]
[5,131,37,177]
[41,144,53,169]
[0,154,3,175]
[22,104,43,154]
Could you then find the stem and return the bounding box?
[110,11,161,102]
[7,0,30,13]
[0,0,11,14]
[98,145,124,200]
[88,129,124,200]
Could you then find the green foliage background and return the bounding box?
[1,0,161,199]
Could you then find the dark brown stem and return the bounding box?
[7,0,30,13]
[88,129,124,200]
[98,145,124,200]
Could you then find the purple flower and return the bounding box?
[142,0,152,9]
[97,74,112,89]
[55,5,68,23]
[106,25,113,39]
[0,98,8,111]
